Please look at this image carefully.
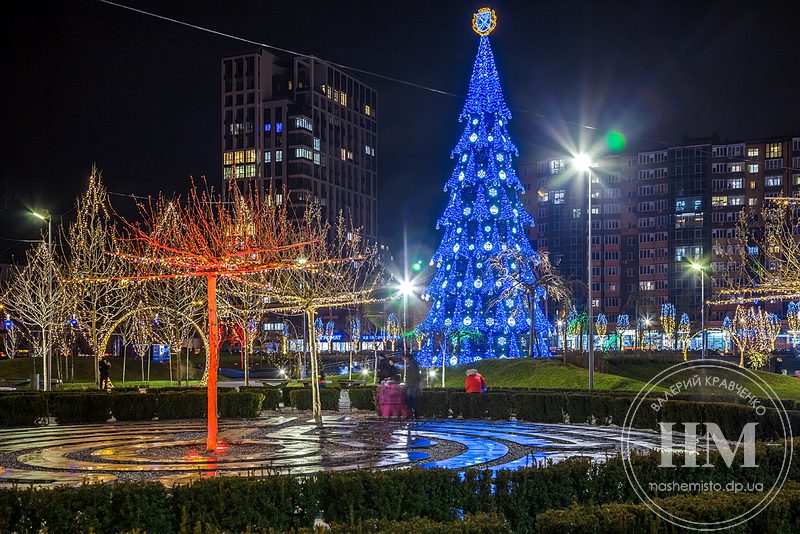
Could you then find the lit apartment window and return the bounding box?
[553,190,565,204]
[234,151,244,164]
[364,104,372,116]
[294,117,313,131]
[245,149,256,163]
[313,153,320,165]
[712,196,728,207]
[264,151,271,163]
[223,167,233,180]
[730,196,744,206]
[313,137,320,150]
[747,147,759,157]
[275,150,283,162]
[550,159,564,175]
[766,176,782,187]
[748,198,758,206]
[572,208,581,218]
[245,164,256,178]
[730,163,743,173]
[794,174,800,186]
[341,148,347,161]
[747,164,759,173]
[276,121,283,133]
[264,123,271,133]
[766,143,782,158]
[294,148,312,160]
[223,152,234,165]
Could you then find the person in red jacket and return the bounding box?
[465,368,487,393]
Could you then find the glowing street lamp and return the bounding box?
[573,154,595,391]
[396,278,418,354]
[690,262,707,359]
[31,209,53,391]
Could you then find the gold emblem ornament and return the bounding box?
[472,7,497,36]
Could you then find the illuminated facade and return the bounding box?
[522,135,800,327]
[221,51,378,240]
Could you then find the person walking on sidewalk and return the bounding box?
[402,353,422,419]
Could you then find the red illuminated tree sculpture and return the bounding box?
[114,181,307,450]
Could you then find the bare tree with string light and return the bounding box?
[105,180,310,451]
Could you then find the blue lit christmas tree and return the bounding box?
[418,8,550,367]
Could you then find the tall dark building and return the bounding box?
[521,135,800,331]
[221,50,378,240]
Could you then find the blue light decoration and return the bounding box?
[325,320,335,351]
[314,317,324,345]
[417,8,550,367]
[2,316,13,331]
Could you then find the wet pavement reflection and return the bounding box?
[0,417,662,488]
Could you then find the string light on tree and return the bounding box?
[677,313,691,361]
[730,305,781,369]
[660,303,676,349]
[788,302,800,348]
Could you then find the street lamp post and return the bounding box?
[690,262,706,359]
[574,155,594,391]
[31,210,52,391]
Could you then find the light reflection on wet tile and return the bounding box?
[0,417,661,487]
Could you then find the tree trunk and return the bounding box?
[244,339,250,387]
[206,275,220,451]
[307,309,323,427]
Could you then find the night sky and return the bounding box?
[2,0,799,263]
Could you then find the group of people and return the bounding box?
[376,353,490,418]
[376,353,422,418]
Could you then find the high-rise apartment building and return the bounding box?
[521,135,800,328]
[221,50,378,240]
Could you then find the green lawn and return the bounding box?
[436,358,658,392]
[607,361,800,401]
[426,357,800,401]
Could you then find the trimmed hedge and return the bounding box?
[111,392,159,421]
[2,442,799,533]
[0,394,48,426]
[218,391,264,418]
[536,487,800,533]
[238,386,282,410]
[322,513,509,533]
[156,391,207,420]
[50,393,112,424]
[412,389,799,441]
[288,387,340,411]
[348,387,377,411]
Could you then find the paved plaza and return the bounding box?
[0,416,663,487]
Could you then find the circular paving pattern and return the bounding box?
[0,416,663,487]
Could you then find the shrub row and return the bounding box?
[288,387,340,411]
[536,486,800,533]
[238,386,282,410]
[0,391,265,426]
[2,442,798,533]
[347,386,377,411]
[408,389,799,440]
